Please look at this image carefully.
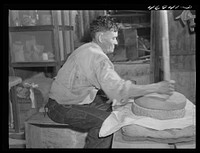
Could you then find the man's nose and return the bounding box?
[114,39,118,45]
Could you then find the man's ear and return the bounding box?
[97,32,104,43]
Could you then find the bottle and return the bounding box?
[35,10,39,25]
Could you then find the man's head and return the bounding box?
[90,16,119,54]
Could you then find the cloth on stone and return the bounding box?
[122,134,195,144]
[121,124,195,144]
[99,99,195,137]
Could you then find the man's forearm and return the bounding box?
[128,83,159,98]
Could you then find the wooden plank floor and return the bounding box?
[9,138,26,148]
[9,131,26,148]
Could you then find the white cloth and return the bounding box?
[99,99,196,137]
[78,88,98,105]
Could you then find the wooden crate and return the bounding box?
[25,113,87,148]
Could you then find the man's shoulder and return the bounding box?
[83,42,102,53]
[76,42,107,59]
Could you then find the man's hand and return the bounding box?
[156,80,175,95]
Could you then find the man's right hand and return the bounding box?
[156,80,175,95]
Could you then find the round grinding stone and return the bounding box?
[134,91,186,111]
[131,91,187,120]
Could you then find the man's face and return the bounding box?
[101,30,118,54]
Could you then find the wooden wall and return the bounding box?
[71,10,106,48]
[150,10,196,104]
[168,10,196,104]
[114,63,150,85]
[10,10,106,80]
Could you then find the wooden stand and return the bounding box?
[112,129,174,148]
[112,129,195,149]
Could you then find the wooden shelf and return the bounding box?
[110,10,150,14]
[11,61,58,67]
[9,10,74,77]
[9,25,73,32]
[120,23,150,29]
[110,14,147,17]
[58,25,73,31]
[9,25,54,32]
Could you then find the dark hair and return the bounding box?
[90,16,119,39]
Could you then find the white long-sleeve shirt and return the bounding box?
[49,42,132,105]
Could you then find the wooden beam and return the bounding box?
[150,11,162,83]
[160,10,170,81]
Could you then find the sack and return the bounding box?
[16,84,44,130]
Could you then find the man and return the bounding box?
[45,16,175,148]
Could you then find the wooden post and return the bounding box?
[150,11,162,83]
[160,10,170,81]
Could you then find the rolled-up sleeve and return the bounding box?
[94,57,132,105]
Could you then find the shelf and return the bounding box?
[110,14,148,17]
[11,61,58,67]
[9,10,74,77]
[120,23,150,29]
[9,25,73,32]
[9,25,54,32]
[110,10,150,14]
[58,26,73,31]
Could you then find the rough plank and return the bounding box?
[41,127,87,148]
[25,123,42,148]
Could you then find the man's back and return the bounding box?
[49,42,109,105]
